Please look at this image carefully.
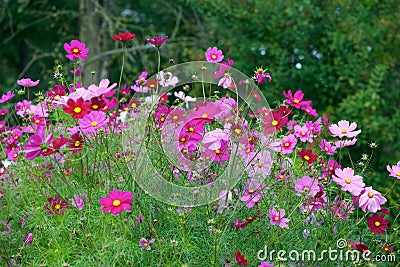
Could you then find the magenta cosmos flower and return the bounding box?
[259,261,274,267]
[63,39,89,61]
[240,178,264,208]
[329,120,361,138]
[358,187,387,213]
[17,78,40,87]
[139,237,155,250]
[386,161,400,180]
[99,189,133,214]
[267,208,290,228]
[205,47,224,63]
[283,90,311,109]
[332,167,365,196]
[78,111,108,133]
[0,91,15,103]
[24,126,53,160]
[281,134,297,154]
[146,35,168,47]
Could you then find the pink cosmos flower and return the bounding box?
[146,35,168,47]
[386,161,400,180]
[0,91,15,103]
[329,120,361,138]
[24,233,34,244]
[283,90,311,109]
[259,261,274,267]
[24,126,53,160]
[280,134,297,154]
[301,105,318,116]
[335,138,357,148]
[88,79,117,98]
[320,139,336,155]
[212,59,234,79]
[332,167,365,196]
[78,111,108,133]
[0,110,8,116]
[174,91,196,109]
[205,47,224,62]
[71,194,86,210]
[158,71,179,87]
[17,78,40,87]
[358,187,387,213]
[240,178,264,208]
[139,237,155,250]
[99,189,133,215]
[267,208,290,228]
[202,128,229,150]
[294,124,313,143]
[246,150,272,178]
[294,176,320,197]
[64,39,89,61]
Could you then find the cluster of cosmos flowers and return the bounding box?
[0,31,398,266]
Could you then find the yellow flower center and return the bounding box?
[272,120,278,126]
[35,119,40,124]
[274,216,280,221]
[284,142,290,147]
[173,115,178,120]
[368,192,374,198]
[211,54,217,59]
[374,221,381,227]
[293,99,299,104]
[74,141,80,147]
[143,243,148,247]
[188,127,194,132]
[215,149,221,154]
[258,162,263,167]
[180,137,186,142]
[160,117,165,122]
[131,103,137,108]
[202,114,208,119]
[55,95,60,99]
[13,153,18,158]
[246,148,251,153]
[74,107,82,113]
[304,155,310,161]
[235,128,241,134]
[301,131,306,136]
[396,172,400,177]
[91,121,98,127]
[345,178,351,184]
[324,147,329,151]
[55,204,61,210]
[249,189,255,193]
[112,200,121,207]
[92,104,99,110]
[72,48,79,53]
[341,129,347,133]
[257,68,263,74]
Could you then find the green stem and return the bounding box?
[117,43,126,108]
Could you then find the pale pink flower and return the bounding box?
[202,129,229,150]
[294,176,320,197]
[386,161,400,180]
[88,79,117,98]
[139,237,155,250]
[17,78,40,87]
[333,167,365,196]
[335,138,357,148]
[320,139,336,155]
[267,208,290,228]
[78,111,108,133]
[358,187,387,213]
[294,124,313,143]
[329,120,361,138]
[0,91,15,103]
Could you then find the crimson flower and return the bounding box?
[112,31,136,42]
[366,213,389,234]
[146,35,168,47]
[298,149,317,164]
[235,251,248,266]
[262,109,288,133]
[44,195,69,215]
[62,97,92,119]
[68,133,84,154]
